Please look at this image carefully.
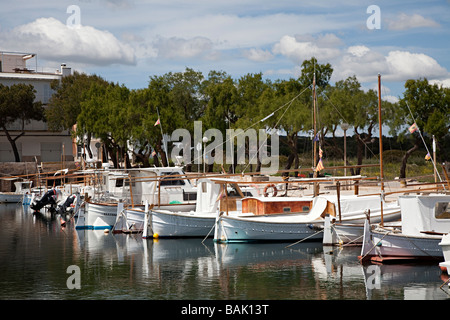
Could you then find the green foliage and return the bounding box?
[46,71,109,132]
[0,83,44,161]
[47,60,449,174]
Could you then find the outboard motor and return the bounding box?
[30,189,59,212]
[56,194,76,215]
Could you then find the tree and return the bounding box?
[0,83,44,162]
[76,82,132,168]
[395,78,450,179]
[234,73,270,172]
[277,57,333,175]
[46,71,110,159]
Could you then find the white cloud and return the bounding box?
[385,50,448,80]
[333,45,449,83]
[153,36,214,59]
[272,35,341,64]
[2,17,136,66]
[347,45,370,58]
[387,13,440,31]
[242,48,274,62]
[429,78,450,88]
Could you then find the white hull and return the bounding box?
[0,193,24,203]
[214,194,402,244]
[151,209,217,237]
[215,214,323,242]
[360,220,444,263]
[110,203,198,233]
[439,233,450,273]
[325,208,401,245]
[77,202,118,230]
[124,207,146,232]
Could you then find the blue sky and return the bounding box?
[1,0,449,102]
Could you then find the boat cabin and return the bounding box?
[401,194,450,236]
[242,197,313,215]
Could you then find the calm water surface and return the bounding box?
[1,203,449,301]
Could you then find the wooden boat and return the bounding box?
[76,167,198,230]
[213,191,401,243]
[149,178,258,238]
[359,194,450,263]
[214,196,329,242]
[322,194,401,245]
[0,180,33,203]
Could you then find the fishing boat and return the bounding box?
[322,193,401,245]
[148,177,260,238]
[77,166,201,230]
[359,194,450,263]
[214,195,329,242]
[0,180,33,203]
[213,189,401,243]
[439,233,450,273]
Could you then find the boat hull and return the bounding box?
[151,209,216,237]
[215,215,323,243]
[77,202,118,230]
[360,221,444,263]
[326,208,401,245]
[439,234,450,272]
[0,193,24,203]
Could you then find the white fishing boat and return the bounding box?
[149,178,259,238]
[359,194,450,263]
[322,194,401,245]
[439,233,450,273]
[214,187,401,243]
[0,180,33,203]
[214,196,329,242]
[77,166,201,230]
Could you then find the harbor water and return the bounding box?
[1,202,449,303]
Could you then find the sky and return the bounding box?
[1,0,450,104]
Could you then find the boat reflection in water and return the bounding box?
[1,203,447,300]
[72,228,449,300]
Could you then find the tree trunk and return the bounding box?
[156,141,168,167]
[283,133,298,177]
[399,141,420,179]
[2,126,23,162]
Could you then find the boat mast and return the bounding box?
[313,72,318,196]
[378,73,384,226]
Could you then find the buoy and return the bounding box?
[263,184,278,197]
[153,233,159,239]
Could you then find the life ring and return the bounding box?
[263,184,277,197]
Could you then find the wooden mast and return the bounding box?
[313,73,318,196]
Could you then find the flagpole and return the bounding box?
[156,107,169,166]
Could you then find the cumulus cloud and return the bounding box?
[385,50,448,80]
[387,13,440,31]
[429,78,450,88]
[242,48,274,62]
[272,34,341,64]
[333,45,449,83]
[153,36,214,59]
[2,17,136,66]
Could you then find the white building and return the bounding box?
[0,51,75,163]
